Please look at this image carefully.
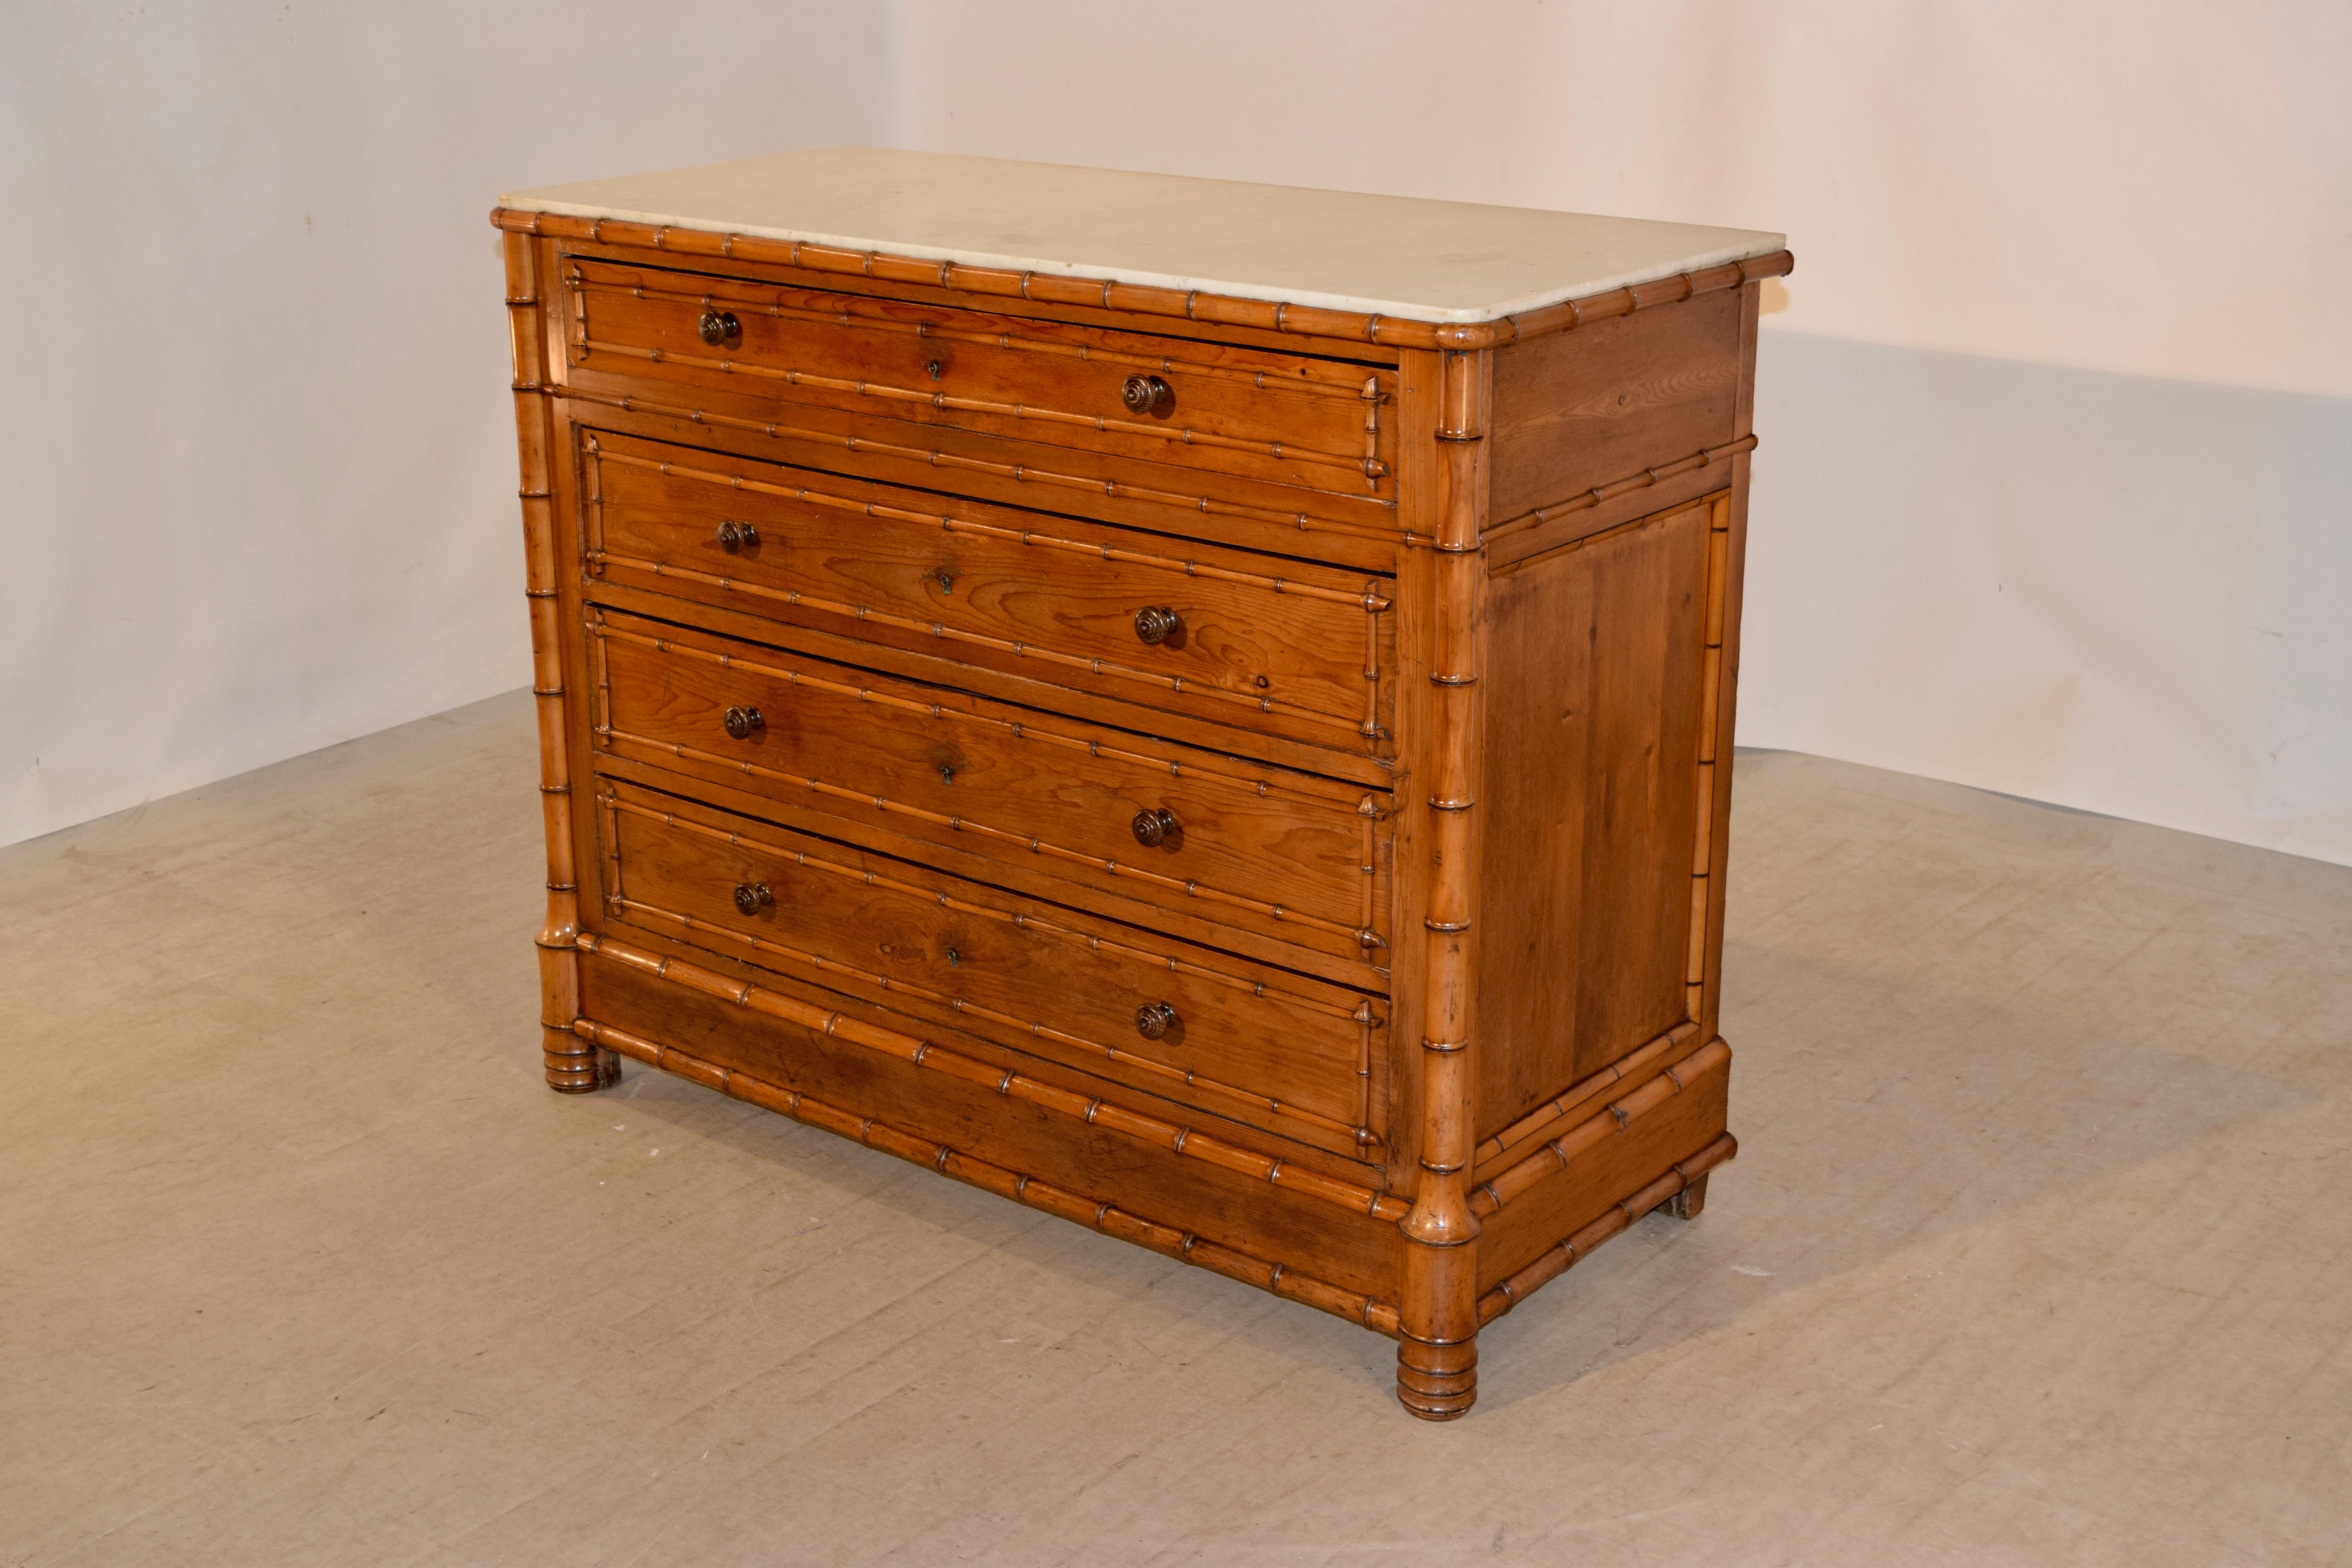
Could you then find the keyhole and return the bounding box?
[940,764,955,784]
[927,359,944,381]
[946,947,960,967]
[936,570,954,594]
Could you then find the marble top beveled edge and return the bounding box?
[499,148,1788,327]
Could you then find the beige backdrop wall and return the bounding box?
[881,0,2352,865]
[0,2,893,848]
[9,1,2349,866]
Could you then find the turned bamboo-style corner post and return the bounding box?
[1396,347,1490,1420]
[504,229,614,1093]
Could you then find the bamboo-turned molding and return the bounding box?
[567,999,1733,1338]
[577,931,1409,1222]
[503,233,613,1096]
[493,151,1777,1418]
[573,1013,1406,1336]
[494,206,1790,352]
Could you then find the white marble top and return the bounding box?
[501,147,1784,325]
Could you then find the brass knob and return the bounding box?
[731,882,773,916]
[1135,1001,1178,1040]
[1120,373,1171,415]
[1131,808,1178,848]
[722,705,764,740]
[717,519,758,553]
[697,307,741,348]
[1132,606,1182,645]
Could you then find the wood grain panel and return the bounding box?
[1475,1042,1729,1290]
[567,258,1396,500]
[1488,289,1742,522]
[1475,498,1711,1137]
[578,948,1401,1301]
[583,429,1397,758]
[597,779,1385,1159]
[587,606,1390,967]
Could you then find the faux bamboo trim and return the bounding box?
[573,270,1387,402]
[1477,1132,1740,1325]
[599,724,1373,947]
[505,230,612,1094]
[558,384,1416,547]
[1472,1020,1701,1178]
[589,619,1387,950]
[1474,256,1794,347]
[491,207,1791,352]
[575,932,1412,1223]
[1481,435,1759,545]
[591,444,1390,610]
[600,791,1382,1149]
[575,1015,1405,1336]
[611,887,1368,1149]
[571,278,1390,481]
[603,794,1374,1026]
[1686,495,1736,1025]
[1468,1038,1731,1218]
[1396,345,1490,1419]
[592,544,1377,740]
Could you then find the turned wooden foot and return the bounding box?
[1658,1171,1710,1220]
[543,1025,620,1093]
[1396,1335,1477,1421]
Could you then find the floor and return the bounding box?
[5,690,2350,1567]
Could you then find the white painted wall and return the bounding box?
[0,2,892,848]
[880,0,2352,863]
[9,0,2348,864]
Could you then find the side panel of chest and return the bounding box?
[1474,494,1722,1138]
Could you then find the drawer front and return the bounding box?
[563,259,1396,500]
[587,608,1390,967]
[594,780,1385,1160]
[581,429,1397,758]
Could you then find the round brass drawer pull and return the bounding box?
[1120,373,1171,415]
[716,519,758,553]
[1134,1001,1178,1040]
[1131,808,1178,848]
[722,705,764,740]
[1132,605,1182,645]
[731,882,774,916]
[697,307,741,348]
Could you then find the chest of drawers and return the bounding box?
[493,148,1789,1419]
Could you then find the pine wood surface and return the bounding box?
[575,938,1403,1295]
[555,380,1407,570]
[565,258,1399,498]
[580,428,1398,757]
[587,606,1390,969]
[596,779,1385,1160]
[552,229,1410,363]
[1487,286,1744,520]
[495,190,1782,1417]
[1476,496,1713,1131]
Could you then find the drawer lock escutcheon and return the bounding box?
[1134,1001,1179,1040]
[731,882,774,916]
[1132,605,1182,646]
[722,705,765,740]
[1131,808,1178,848]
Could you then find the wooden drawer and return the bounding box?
[579,429,1397,758]
[592,779,1387,1161]
[561,258,1396,501]
[586,607,1390,969]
